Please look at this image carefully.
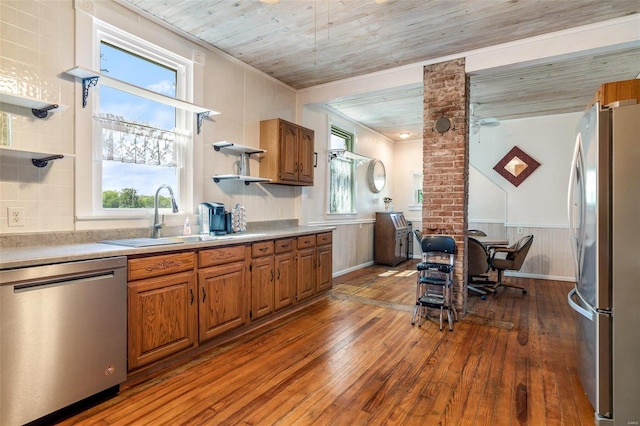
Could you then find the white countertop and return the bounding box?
[0,226,335,270]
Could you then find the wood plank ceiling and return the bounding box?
[118,0,640,141]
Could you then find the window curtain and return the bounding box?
[94,113,189,167]
[329,158,354,213]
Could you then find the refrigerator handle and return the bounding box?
[567,288,593,321]
[567,135,583,281]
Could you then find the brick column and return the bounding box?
[422,58,469,313]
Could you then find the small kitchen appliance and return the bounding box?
[199,202,231,235]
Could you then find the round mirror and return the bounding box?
[367,160,386,193]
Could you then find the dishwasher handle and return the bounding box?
[13,271,116,292]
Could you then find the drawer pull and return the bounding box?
[202,287,206,303]
[190,288,195,305]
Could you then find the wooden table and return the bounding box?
[470,235,509,247]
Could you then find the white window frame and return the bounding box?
[327,124,356,215]
[74,4,199,228]
[408,171,423,211]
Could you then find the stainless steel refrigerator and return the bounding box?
[567,100,640,425]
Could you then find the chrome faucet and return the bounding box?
[152,185,179,238]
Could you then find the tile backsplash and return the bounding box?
[0,0,75,233]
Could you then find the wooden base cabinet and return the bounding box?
[126,232,332,373]
[274,238,296,311]
[316,232,333,293]
[127,252,197,370]
[198,246,247,342]
[250,241,275,321]
[296,234,317,301]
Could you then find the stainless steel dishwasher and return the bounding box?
[0,257,127,426]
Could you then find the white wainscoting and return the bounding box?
[330,221,375,277]
[469,222,575,281]
[328,220,575,281]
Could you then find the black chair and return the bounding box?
[468,229,487,237]
[467,236,495,298]
[411,235,458,330]
[488,234,534,294]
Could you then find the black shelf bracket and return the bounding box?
[81,76,99,108]
[196,111,210,135]
[32,154,64,168]
[31,104,59,119]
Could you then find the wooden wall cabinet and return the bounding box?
[589,78,640,109]
[127,252,197,370]
[260,118,314,185]
[374,212,410,266]
[274,238,296,311]
[250,241,275,320]
[198,245,247,342]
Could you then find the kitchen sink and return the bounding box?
[98,238,185,247]
[164,233,267,242]
[99,233,268,247]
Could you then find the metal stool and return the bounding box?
[411,235,458,331]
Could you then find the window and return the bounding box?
[329,125,355,214]
[97,39,189,210]
[74,9,196,221]
[409,172,423,210]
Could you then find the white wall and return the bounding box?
[300,105,395,225]
[0,0,301,234]
[469,112,582,226]
[0,0,75,232]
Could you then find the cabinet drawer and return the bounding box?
[199,245,246,268]
[297,234,316,249]
[274,238,294,253]
[252,241,274,258]
[317,232,332,245]
[128,252,195,281]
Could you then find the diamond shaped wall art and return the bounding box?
[493,146,541,187]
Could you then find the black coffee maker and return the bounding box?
[199,202,231,235]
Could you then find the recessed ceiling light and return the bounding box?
[260,0,280,4]
[399,132,411,139]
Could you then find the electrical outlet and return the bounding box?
[7,207,24,227]
[517,227,524,235]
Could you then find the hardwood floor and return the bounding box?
[59,261,594,425]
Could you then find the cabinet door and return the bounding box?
[279,121,299,182]
[274,251,296,311]
[297,246,316,301]
[251,255,274,320]
[198,261,246,342]
[395,231,404,262]
[298,127,315,184]
[316,244,333,293]
[128,271,197,370]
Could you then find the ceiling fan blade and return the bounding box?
[477,117,500,127]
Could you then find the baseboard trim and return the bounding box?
[505,271,575,282]
[333,261,375,277]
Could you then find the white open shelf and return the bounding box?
[65,67,218,115]
[0,146,74,167]
[0,92,67,117]
[212,175,271,185]
[65,67,218,134]
[212,141,265,155]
